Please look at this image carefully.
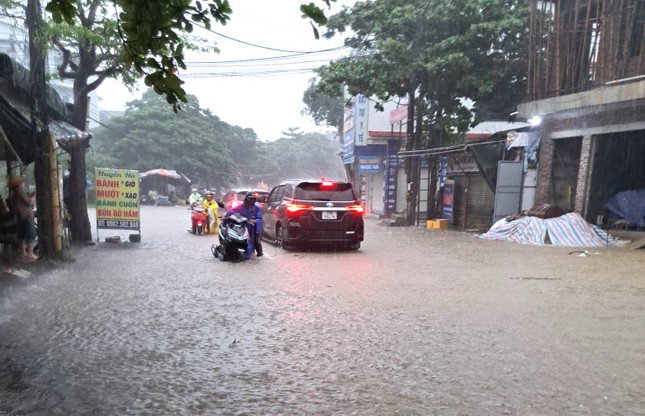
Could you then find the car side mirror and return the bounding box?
[217,201,225,208]
[257,195,267,203]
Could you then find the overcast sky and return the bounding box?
[96,1,355,141]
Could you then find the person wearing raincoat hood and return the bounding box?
[226,191,263,259]
[188,188,203,206]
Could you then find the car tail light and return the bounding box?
[321,180,334,188]
[347,204,365,214]
[230,200,240,209]
[286,201,314,213]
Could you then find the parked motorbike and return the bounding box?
[211,212,250,262]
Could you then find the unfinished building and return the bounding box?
[518,0,644,228]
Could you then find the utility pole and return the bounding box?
[27,0,59,258]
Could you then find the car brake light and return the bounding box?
[321,180,334,188]
[347,204,365,214]
[286,202,314,213]
[231,200,240,209]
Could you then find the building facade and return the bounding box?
[519,0,644,227]
[343,95,404,215]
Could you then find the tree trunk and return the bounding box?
[68,80,92,242]
[405,89,420,226]
[27,0,58,257]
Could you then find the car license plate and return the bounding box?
[322,211,337,220]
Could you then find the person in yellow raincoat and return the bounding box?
[201,191,221,234]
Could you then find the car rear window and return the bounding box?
[294,183,356,201]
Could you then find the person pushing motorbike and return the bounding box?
[225,191,263,259]
[202,191,221,234]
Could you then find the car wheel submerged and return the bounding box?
[276,225,293,250]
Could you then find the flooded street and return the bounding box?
[1,206,644,415]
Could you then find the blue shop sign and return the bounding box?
[357,156,381,174]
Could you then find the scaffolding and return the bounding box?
[528,0,644,101]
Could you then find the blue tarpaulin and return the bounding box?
[604,189,645,228]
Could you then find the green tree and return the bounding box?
[45,0,337,107]
[302,78,344,139]
[253,128,345,184]
[315,0,528,222]
[89,89,254,189]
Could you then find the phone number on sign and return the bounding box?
[97,219,140,230]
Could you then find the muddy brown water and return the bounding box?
[1,206,643,415]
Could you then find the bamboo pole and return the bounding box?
[535,0,544,100]
[570,0,582,93]
[639,5,645,72]
[578,0,592,90]
[544,2,553,98]
[529,0,536,99]
[554,0,562,96]
[49,133,62,252]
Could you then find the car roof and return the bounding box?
[228,188,269,194]
[277,179,351,186]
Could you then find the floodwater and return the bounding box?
[1,206,644,415]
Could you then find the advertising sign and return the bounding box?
[389,105,408,124]
[343,106,354,133]
[443,179,454,223]
[343,129,355,164]
[95,168,140,231]
[448,152,479,173]
[354,94,368,147]
[357,156,381,174]
[383,154,400,214]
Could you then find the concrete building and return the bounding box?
[343,95,405,215]
[518,0,644,227]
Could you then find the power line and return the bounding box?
[194,22,346,54]
[180,68,319,78]
[186,57,343,68]
[185,47,349,65]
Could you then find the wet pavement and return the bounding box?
[1,206,644,415]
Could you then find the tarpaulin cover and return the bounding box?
[468,141,505,192]
[480,213,615,247]
[604,189,645,228]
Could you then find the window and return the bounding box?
[267,188,280,203]
[283,184,294,199]
[358,109,365,117]
[295,183,356,201]
[269,185,285,203]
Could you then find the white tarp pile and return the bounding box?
[480,213,615,247]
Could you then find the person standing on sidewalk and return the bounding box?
[7,176,37,262]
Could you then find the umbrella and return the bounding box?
[142,168,182,179]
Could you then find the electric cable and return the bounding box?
[193,22,347,54]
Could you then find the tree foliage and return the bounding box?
[89,92,345,190]
[254,127,345,183]
[45,0,336,110]
[316,0,528,147]
[302,78,344,138]
[89,89,242,188]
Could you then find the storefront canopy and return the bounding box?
[0,53,90,164]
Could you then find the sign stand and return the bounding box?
[95,168,141,242]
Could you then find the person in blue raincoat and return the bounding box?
[225,191,263,259]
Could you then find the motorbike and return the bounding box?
[211,212,250,262]
[189,206,208,235]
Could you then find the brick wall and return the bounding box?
[574,135,593,214]
[534,98,645,209]
[535,124,556,204]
